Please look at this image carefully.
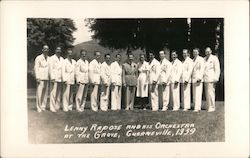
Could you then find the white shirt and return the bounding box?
[110,61,122,86]
[75,58,89,84]
[181,57,193,83]
[148,58,160,84]
[49,54,64,82]
[34,53,49,80]
[88,59,101,85]
[170,58,183,83]
[100,61,111,86]
[192,56,205,83]
[158,58,172,85]
[62,58,76,85]
[204,54,220,82]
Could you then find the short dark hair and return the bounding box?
[115,53,121,58]
[127,53,134,57]
[183,49,189,53]
[139,54,146,57]
[67,48,72,51]
[80,49,87,53]
[171,50,177,54]
[104,53,111,58]
[94,51,100,56]
[147,50,154,55]
[193,48,200,52]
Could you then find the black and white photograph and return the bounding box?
[27,18,225,143]
[1,1,249,157]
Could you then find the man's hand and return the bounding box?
[213,82,217,89]
[152,81,157,85]
[36,79,41,84]
[174,81,179,88]
[184,81,188,85]
[123,83,126,87]
[162,82,167,86]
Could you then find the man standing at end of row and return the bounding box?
[158,50,172,111]
[34,45,50,112]
[170,51,183,111]
[49,46,64,112]
[89,51,102,112]
[148,52,160,111]
[192,48,205,112]
[204,47,220,112]
[75,49,89,112]
[110,54,123,110]
[181,49,194,111]
[100,53,112,111]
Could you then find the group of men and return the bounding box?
[34,45,220,113]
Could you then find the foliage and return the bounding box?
[27,18,77,61]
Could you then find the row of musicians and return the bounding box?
[34,45,220,112]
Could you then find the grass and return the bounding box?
[28,89,224,144]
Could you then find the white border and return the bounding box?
[1,1,249,157]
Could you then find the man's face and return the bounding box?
[159,52,165,60]
[140,55,145,62]
[205,47,212,56]
[95,52,101,60]
[171,52,177,60]
[149,53,154,61]
[193,49,199,57]
[42,45,49,54]
[67,50,73,57]
[105,55,111,63]
[81,51,87,59]
[128,54,134,63]
[182,49,188,59]
[55,47,62,56]
[116,55,121,62]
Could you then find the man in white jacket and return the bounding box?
[100,53,112,111]
[148,52,160,111]
[49,46,64,112]
[192,48,205,112]
[110,54,122,110]
[204,47,221,112]
[89,51,101,111]
[34,45,50,112]
[62,48,76,112]
[75,49,89,112]
[181,49,193,111]
[158,51,172,111]
[170,51,183,111]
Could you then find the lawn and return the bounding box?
[28,89,224,144]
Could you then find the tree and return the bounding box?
[27,18,77,61]
[85,18,189,59]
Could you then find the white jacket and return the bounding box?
[204,54,220,82]
[148,58,160,84]
[88,59,101,85]
[100,61,111,86]
[192,56,205,83]
[170,58,183,83]
[181,57,193,83]
[75,58,89,84]
[158,58,172,85]
[110,61,122,86]
[62,58,76,85]
[34,54,49,80]
[49,54,64,82]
